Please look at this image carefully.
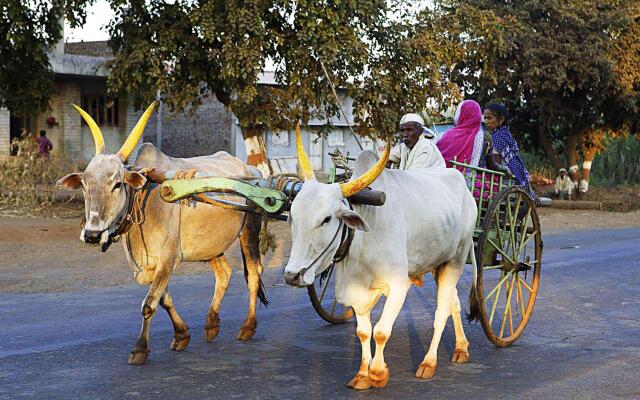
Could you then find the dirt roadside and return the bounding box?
[0,208,638,294]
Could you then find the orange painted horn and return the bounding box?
[340,141,390,197]
[295,123,315,181]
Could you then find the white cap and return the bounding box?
[399,113,424,127]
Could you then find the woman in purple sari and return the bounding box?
[436,99,485,172]
[484,103,540,204]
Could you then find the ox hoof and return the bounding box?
[346,373,372,390]
[369,365,390,388]
[236,326,256,341]
[451,349,469,364]
[236,318,257,341]
[204,326,221,342]
[415,362,437,379]
[170,332,191,351]
[128,349,149,365]
[205,312,221,342]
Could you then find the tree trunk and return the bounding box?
[537,125,563,170]
[242,126,272,178]
[565,130,585,184]
[579,129,603,193]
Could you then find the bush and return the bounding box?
[0,133,76,213]
[590,136,640,187]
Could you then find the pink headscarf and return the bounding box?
[436,100,483,171]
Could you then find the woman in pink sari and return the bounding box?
[436,100,484,172]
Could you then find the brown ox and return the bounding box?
[58,103,266,365]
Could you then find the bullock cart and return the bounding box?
[153,155,542,346]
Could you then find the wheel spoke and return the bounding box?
[505,197,513,256]
[516,208,532,257]
[483,265,504,270]
[518,230,538,260]
[500,273,516,338]
[508,274,516,335]
[516,273,526,316]
[484,272,504,325]
[494,212,504,245]
[487,237,515,265]
[485,270,512,302]
[510,196,522,258]
[518,275,534,292]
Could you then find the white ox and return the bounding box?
[284,129,478,389]
[58,103,266,365]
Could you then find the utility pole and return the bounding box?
[156,90,162,150]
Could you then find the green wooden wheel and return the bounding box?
[476,186,542,347]
[307,264,354,324]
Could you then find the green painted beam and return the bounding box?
[160,177,287,214]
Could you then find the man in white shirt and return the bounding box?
[388,113,445,170]
[555,168,574,200]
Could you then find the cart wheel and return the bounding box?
[476,186,542,347]
[307,264,354,324]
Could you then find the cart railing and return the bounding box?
[449,160,514,235]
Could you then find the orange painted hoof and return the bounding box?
[415,362,437,379]
[369,365,389,388]
[347,373,372,390]
[451,349,469,363]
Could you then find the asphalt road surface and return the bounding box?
[1,228,639,400]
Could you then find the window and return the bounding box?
[271,130,290,146]
[81,95,119,127]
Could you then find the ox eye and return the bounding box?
[321,216,331,226]
[112,182,122,192]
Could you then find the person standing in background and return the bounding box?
[36,130,53,158]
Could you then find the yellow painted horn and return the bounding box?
[295,123,315,181]
[117,102,157,162]
[340,141,390,197]
[72,104,105,155]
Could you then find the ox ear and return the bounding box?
[337,208,370,232]
[124,171,147,190]
[57,173,83,190]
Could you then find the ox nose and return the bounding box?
[83,230,102,244]
[284,271,302,286]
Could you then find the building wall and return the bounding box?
[0,108,9,156]
[61,82,82,160]
[142,96,233,158]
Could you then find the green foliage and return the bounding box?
[105,1,457,138]
[0,0,90,115]
[590,136,640,186]
[434,0,640,169]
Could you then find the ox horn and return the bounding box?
[117,102,157,162]
[340,141,390,198]
[72,104,105,155]
[295,123,316,181]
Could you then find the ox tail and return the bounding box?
[467,241,480,323]
[241,251,269,307]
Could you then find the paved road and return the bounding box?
[1,228,639,399]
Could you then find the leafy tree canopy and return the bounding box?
[431,0,639,169]
[106,0,458,139]
[0,0,90,115]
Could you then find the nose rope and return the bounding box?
[293,220,344,280]
[292,200,352,279]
